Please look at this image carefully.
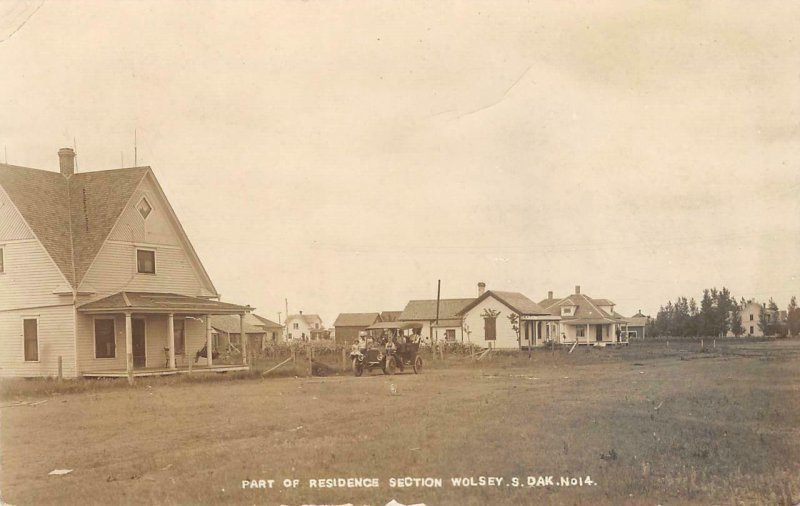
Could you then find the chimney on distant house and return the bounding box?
[299,310,303,315]
[548,290,553,299]
[575,285,581,295]
[58,148,76,177]
[477,282,486,296]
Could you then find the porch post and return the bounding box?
[586,323,590,347]
[167,313,176,370]
[125,313,133,385]
[533,321,538,347]
[206,314,213,366]
[240,313,248,366]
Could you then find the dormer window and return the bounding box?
[561,306,573,316]
[136,249,156,274]
[137,197,152,219]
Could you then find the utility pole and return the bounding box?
[435,279,441,360]
[285,298,289,340]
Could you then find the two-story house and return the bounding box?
[0,148,253,380]
[285,311,325,340]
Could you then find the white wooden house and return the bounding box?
[458,290,559,349]
[0,148,253,379]
[538,286,629,346]
[285,311,325,340]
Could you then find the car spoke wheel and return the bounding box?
[413,356,423,374]
[353,358,363,377]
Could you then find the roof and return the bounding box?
[431,319,463,328]
[367,321,424,330]
[250,313,283,329]
[379,311,402,322]
[592,298,615,307]
[0,163,149,287]
[210,315,264,334]
[287,313,323,325]
[457,290,551,316]
[398,298,474,321]
[0,162,217,295]
[77,291,251,314]
[333,312,381,327]
[539,293,625,324]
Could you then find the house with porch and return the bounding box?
[457,288,559,349]
[538,286,629,346]
[0,148,253,379]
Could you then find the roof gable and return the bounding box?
[541,293,623,323]
[458,290,550,316]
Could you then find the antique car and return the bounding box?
[350,322,423,376]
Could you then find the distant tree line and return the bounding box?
[647,288,800,338]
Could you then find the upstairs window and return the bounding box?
[137,249,156,274]
[561,306,573,316]
[23,318,38,362]
[0,246,4,273]
[293,323,299,330]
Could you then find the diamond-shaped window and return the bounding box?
[137,197,152,219]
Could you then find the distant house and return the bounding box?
[458,289,559,349]
[726,300,783,337]
[333,312,381,344]
[210,314,265,352]
[626,310,650,339]
[399,298,474,343]
[285,311,325,340]
[250,314,283,344]
[0,148,252,378]
[539,286,629,345]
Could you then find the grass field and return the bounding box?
[1,339,799,505]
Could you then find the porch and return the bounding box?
[82,363,249,378]
[78,291,254,384]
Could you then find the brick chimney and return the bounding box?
[58,148,76,177]
[548,290,553,299]
[477,282,486,296]
[575,285,581,295]
[299,310,303,315]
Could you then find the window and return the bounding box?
[173,319,185,355]
[0,246,4,273]
[749,314,754,321]
[576,327,585,338]
[293,323,299,330]
[136,249,156,274]
[137,197,152,219]
[95,319,116,358]
[561,307,573,316]
[445,329,456,342]
[315,323,319,329]
[23,318,38,361]
[749,326,754,335]
[484,317,496,341]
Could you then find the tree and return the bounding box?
[758,304,771,336]
[716,287,734,337]
[788,296,800,338]
[730,300,744,337]
[700,289,715,336]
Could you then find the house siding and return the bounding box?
[0,207,77,377]
[0,305,77,378]
[463,297,519,349]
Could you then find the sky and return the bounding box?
[1,0,798,325]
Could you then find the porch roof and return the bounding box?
[78,291,252,315]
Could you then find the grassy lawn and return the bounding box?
[1,339,799,505]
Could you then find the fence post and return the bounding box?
[291,348,296,365]
[58,356,63,383]
[341,347,346,371]
[701,339,704,350]
[308,346,314,377]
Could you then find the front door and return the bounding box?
[132,319,146,368]
[595,325,603,342]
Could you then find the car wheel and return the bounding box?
[353,358,363,377]
[413,356,423,374]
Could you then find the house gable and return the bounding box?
[79,171,217,299]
